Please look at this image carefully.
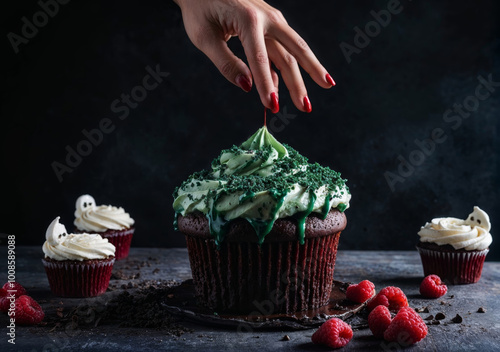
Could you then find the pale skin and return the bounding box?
[173,0,335,113]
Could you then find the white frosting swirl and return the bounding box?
[74,194,135,232]
[43,217,115,261]
[418,206,492,250]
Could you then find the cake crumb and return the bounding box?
[477,307,486,313]
[435,312,445,320]
[451,314,463,323]
[282,335,290,341]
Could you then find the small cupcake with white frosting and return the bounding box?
[74,195,135,260]
[42,217,116,297]
[416,206,492,284]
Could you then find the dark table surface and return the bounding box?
[1,247,499,352]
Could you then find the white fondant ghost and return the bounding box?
[46,216,68,246]
[465,206,491,232]
[75,194,97,217]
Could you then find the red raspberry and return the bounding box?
[384,306,428,345]
[312,318,353,349]
[346,280,375,303]
[2,282,27,297]
[0,288,8,313]
[367,286,409,312]
[368,305,392,338]
[13,295,45,325]
[420,275,447,298]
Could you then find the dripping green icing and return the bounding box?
[294,190,317,245]
[322,196,331,219]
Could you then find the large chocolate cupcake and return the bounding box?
[416,206,492,284]
[173,127,351,314]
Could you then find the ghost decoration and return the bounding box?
[75,194,97,217]
[46,216,68,246]
[465,206,491,232]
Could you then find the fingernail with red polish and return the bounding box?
[325,73,336,87]
[303,96,312,113]
[236,74,252,92]
[270,92,279,113]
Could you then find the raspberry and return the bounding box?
[311,318,353,349]
[368,305,392,338]
[2,282,27,297]
[346,280,375,303]
[367,286,409,312]
[420,275,447,298]
[0,288,8,313]
[14,295,45,325]
[384,307,428,345]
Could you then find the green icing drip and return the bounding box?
[320,196,331,220]
[294,190,317,245]
[337,203,347,212]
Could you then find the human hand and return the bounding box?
[173,0,336,113]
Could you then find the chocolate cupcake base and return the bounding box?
[42,257,115,297]
[416,242,488,284]
[179,210,346,314]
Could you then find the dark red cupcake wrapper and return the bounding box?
[42,257,115,297]
[416,246,488,284]
[185,232,341,314]
[100,228,134,260]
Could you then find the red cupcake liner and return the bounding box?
[42,257,115,297]
[100,228,134,260]
[185,232,341,314]
[416,246,488,284]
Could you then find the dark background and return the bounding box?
[1,0,499,260]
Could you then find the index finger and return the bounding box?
[239,24,279,112]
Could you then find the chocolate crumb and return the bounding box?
[431,320,441,325]
[477,307,486,313]
[423,307,430,313]
[435,312,446,320]
[450,295,455,299]
[451,314,463,323]
[424,315,434,320]
[153,268,160,274]
[282,335,290,341]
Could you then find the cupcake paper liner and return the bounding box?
[185,232,341,314]
[416,246,488,284]
[101,228,134,260]
[42,257,115,297]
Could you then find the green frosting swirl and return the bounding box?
[173,126,350,246]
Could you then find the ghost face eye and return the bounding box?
[470,216,475,221]
[477,219,481,224]
[84,202,87,208]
